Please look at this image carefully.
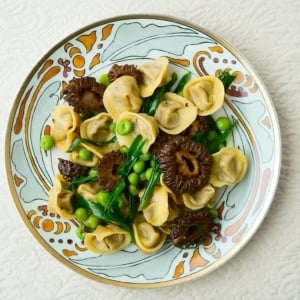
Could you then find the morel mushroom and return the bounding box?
[107,64,143,83]
[97,151,126,192]
[58,158,89,182]
[170,207,216,248]
[63,76,105,113]
[157,136,213,194]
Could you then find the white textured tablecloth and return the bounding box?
[1,0,299,299]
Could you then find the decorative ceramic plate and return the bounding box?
[5,15,281,287]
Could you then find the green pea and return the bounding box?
[40,135,54,151]
[98,73,110,86]
[76,225,86,240]
[216,117,232,132]
[78,148,92,161]
[74,207,89,221]
[139,152,152,162]
[129,184,139,196]
[85,214,99,230]
[133,160,146,174]
[116,119,134,135]
[119,145,129,154]
[88,167,98,177]
[96,190,111,207]
[139,172,146,182]
[145,167,153,181]
[128,172,139,185]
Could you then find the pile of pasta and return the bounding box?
[48,57,247,255]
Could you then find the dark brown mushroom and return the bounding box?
[157,136,212,194]
[58,158,89,182]
[170,207,216,248]
[63,76,105,113]
[183,116,211,137]
[97,151,126,192]
[107,64,143,83]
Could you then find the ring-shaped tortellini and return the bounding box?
[84,224,131,254]
[77,182,101,202]
[116,112,158,153]
[103,75,142,120]
[133,213,167,253]
[182,184,215,210]
[79,112,119,157]
[48,174,74,219]
[141,186,169,227]
[154,92,198,134]
[139,57,170,97]
[210,147,248,187]
[183,76,224,116]
[51,104,81,151]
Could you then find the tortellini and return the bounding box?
[133,213,167,253]
[48,174,74,219]
[77,182,101,202]
[116,111,158,153]
[51,104,81,151]
[79,112,119,158]
[139,57,170,97]
[142,186,169,226]
[183,76,224,116]
[154,92,197,134]
[84,224,131,254]
[182,184,215,210]
[210,147,248,187]
[103,75,142,120]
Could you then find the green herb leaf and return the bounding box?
[66,174,98,190]
[206,120,237,153]
[218,71,236,90]
[174,71,191,94]
[192,119,237,153]
[138,159,161,211]
[117,135,146,177]
[141,72,177,116]
[66,136,117,153]
[74,195,134,240]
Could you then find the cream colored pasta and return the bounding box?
[48,58,249,255]
[51,104,81,151]
[141,186,169,227]
[139,57,170,97]
[48,174,74,219]
[210,147,248,187]
[77,181,101,202]
[80,112,113,142]
[84,224,131,254]
[160,175,182,205]
[182,184,215,210]
[183,76,224,116]
[103,76,142,120]
[115,111,158,153]
[154,92,198,134]
[133,213,167,253]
